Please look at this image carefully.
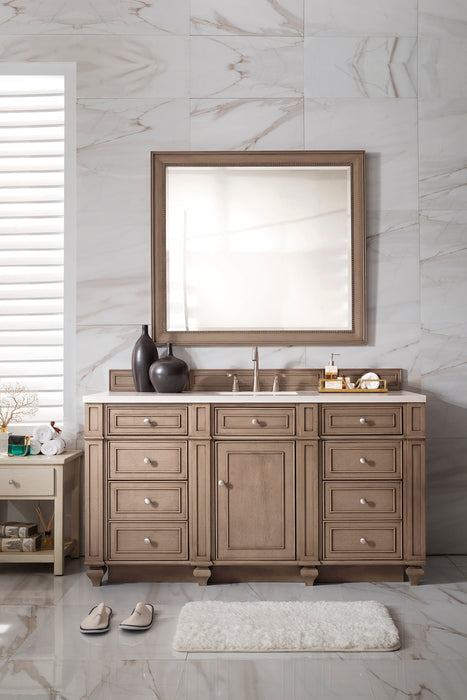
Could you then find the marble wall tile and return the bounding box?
[419,0,467,37]
[0,0,190,35]
[305,0,417,37]
[190,0,303,37]
[177,345,307,371]
[419,99,467,210]
[77,99,189,325]
[366,211,420,326]
[190,98,303,150]
[0,36,189,98]
[426,438,467,553]
[190,37,303,98]
[420,39,467,97]
[305,99,418,211]
[305,38,417,98]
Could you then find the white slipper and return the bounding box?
[119,602,154,631]
[80,602,112,634]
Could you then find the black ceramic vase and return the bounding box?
[131,325,158,392]
[149,343,189,393]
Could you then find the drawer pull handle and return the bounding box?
[360,537,367,545]
[359,457,367,464]
[251,418,260,425]
[359,498,367,505]
[144,498,151,505]
[143,418,157,426]
[8,479,15,485]
[144,537,151,545]
[218,479,226,486]
[143,457,151,464]
[359,417,367,424]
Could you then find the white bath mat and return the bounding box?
[173,601,400,652]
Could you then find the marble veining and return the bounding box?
[190,0,303,37]
[304,0,418,37]
[0,558,467,698]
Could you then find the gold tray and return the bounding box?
[318,378,388,393]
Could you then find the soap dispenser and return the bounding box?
[325,353,340,380]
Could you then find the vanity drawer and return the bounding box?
[323,440,402,479]
[106,405,187,436]
[324,482,402,520]
[0,468,54,497]
[214,407,295,436]
[109,482,187,520]
[109,522,187,560]
[324,522,402,560]
[108,441,187,480]
[321,405,402,436]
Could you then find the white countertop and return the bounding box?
[83,390,425,404]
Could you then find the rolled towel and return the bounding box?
[29,438,42,455]
[40,437,66,456]
[33,424,56,444]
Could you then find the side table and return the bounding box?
[0,450,82,575]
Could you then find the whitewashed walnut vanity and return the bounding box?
[83,368,425,588]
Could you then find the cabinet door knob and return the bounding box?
[359,537,367,545]
[359,457,367,464]
[251,418,259,425]
[218,480,225,486]
[144,498,151,505]
[359,417,366,424]
[143,457,151,464]
[144,537,151,545]
[359,497,367,505]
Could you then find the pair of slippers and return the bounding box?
[80,601,154,634]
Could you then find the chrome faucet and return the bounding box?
[252,346,260,392]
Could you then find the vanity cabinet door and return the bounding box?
[215,441,295,560]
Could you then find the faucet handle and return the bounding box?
[252,346,258,362]
[272,374,280,393]
[227,373,239,392]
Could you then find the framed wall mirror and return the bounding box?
[151,151,366,346]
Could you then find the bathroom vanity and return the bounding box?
[84,369,425,587]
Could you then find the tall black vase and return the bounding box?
[131,325,158,392]
[149,343,189,393]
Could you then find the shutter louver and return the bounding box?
[0,75,64,423]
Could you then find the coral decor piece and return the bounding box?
[0,382,39,432]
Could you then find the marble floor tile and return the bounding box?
[305,0,417,37]
[1,558,467,698]
[190,98,303,150]
[419,98,467,210]
[305,99,418,211]
[305,37,417,99]
[190,0,303,37]
[190,36,303,98]
[0,0,191,35]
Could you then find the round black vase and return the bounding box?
[149,343,189,393]
[131,325,158,392]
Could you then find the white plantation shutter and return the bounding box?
[0,74,65,423]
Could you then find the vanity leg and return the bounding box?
[86,566,107,587]
[193,567,211,586]
[300,567,319,587]
[406,566,424,586]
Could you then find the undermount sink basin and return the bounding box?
[215,391,299,396]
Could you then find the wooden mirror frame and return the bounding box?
[151,151,366,346]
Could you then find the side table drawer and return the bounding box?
[0,468,54,496]
[109,482,187,520]
[109,522,188,560]
[324,522,402,560]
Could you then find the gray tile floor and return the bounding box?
[0,556,466,699]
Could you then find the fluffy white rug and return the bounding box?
[173,601,400,652]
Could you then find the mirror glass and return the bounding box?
[152,151,366,345]
[166,166,352,332]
